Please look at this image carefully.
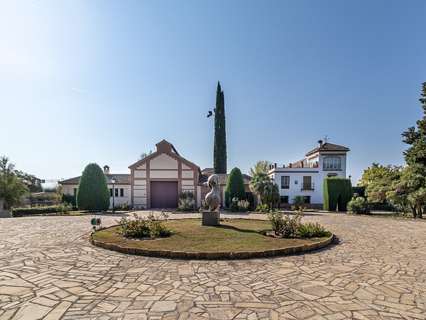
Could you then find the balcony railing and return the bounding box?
[301,183,315,191]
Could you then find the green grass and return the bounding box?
[93,219,329,252]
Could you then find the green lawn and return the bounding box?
[93,219,328,252]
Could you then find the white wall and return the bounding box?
[271,152,347,205]
[271,169,323,204]
[61,183,131,209]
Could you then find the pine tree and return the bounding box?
[214,82,227,174]
[402,82,426,166]
[400,82,426,218]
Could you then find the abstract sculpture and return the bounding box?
[202,174,221,225]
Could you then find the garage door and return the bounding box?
[150,181,178,208]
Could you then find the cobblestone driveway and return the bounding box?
[0,213,426,320]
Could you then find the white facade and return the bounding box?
[269,142,349,206]
[61,183,131,209]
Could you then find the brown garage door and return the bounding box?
[150,181,178,209]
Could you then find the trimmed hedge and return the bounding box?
[224,167,246,207]
[77,163,110,211]
[12,205,71,217]
[323,177,352,211]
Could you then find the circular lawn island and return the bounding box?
[91,219,333,260]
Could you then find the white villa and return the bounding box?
[269,140,350,207]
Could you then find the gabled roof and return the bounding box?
[59,174,130,185]
[305,142,350,157]
[128,139,200,171]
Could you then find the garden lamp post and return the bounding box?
[111,177,116,213]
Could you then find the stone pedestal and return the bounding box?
[202,211,220,226]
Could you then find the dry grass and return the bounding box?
[93,219,328,252]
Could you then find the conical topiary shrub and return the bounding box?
[77,163,110,211]
[225,167,246,208]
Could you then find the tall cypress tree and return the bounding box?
[214,82,227,174]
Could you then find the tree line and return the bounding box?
[357,82,426,218]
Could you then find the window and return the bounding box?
[120,188,124,197]
[110,189,113,197]
[73,188,77,197]
[323,156,342,170]
[303,196,311,204]
[115,188,119,197]
[302,176,313,190]
[281,176,290,189]
[280,196,289,204]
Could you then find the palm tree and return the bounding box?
[250,165,280,209]
[249,160,271,176]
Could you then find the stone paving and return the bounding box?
[0,212,426,320]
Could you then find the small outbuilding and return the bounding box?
[129,140,201,209]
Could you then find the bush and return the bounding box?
[367,202,396,212]
[292,196,306,210]
[297,222,331,238]
[268,210,331,238]
[229,197,250,212]
[255,203,271,213]
[323,177,352,211]
[77,163,110,211]
[347,196,370,214]
[62,194,76,208]
[119,212,171,239]
[352,186,366,198]
[268,211,302,238]
[225,168,246,207]
[245,192,255,210]
[114,203,131,211]
[177,192,195,211]
[12,204,72,217]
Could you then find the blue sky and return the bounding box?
[1,0,425,183]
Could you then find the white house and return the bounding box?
[268,140,350,207]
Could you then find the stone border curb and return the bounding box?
[90,224,334,260]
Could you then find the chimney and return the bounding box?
[318,139,323,147]
[103,165,110,174]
